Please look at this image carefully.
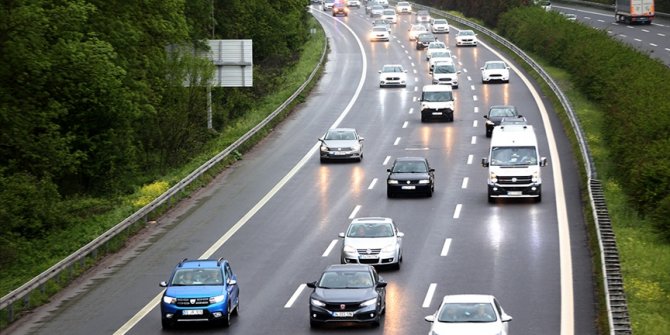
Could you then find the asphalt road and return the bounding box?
[553,2,670,66]
[6,5,598,335]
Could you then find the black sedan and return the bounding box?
[415,32,436,50]
[483,105,520,137]
[307,264,386,328]
[387,157,435,197]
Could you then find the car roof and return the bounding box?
[178,259,225,269]
[325,264,373,272]
[489,105,516,110]
[440,294,496,304]
[328,127,356,132]
[394,156,428,162]
[351,217,394,225]
[422,84,452,92]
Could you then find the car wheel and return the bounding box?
[488,195,495,204]
[421,114,426,122]
[453,85,458,89]
[161,318,173,330]
[535,194,542,203]
[426,188,433,197]
[320,157,326,163]
[371,319,380,328]
[310,320,320,329]
[387,188,394,198]
[232,298,240,316]
[486,129,492,138]
[222,302,232,327]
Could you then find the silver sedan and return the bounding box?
[339,217,404,269]
[318,128,364,162]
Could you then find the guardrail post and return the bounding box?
[7,303,13,323]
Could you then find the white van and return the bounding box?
[420,85,455,122]
[481,124,547,203]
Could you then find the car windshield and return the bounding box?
[431,51,449,58]
[459,30,475,36]
[171,269,223,286]
[434,64,456,73]
[373,27,387,32]
[489,107,517,118]
[383,9,394,15]
[372,5,383,10]
[382,65,403,73]
[422,91,453,102]
[393,160,428,173]
[428,42,445,49]
[433,19,447,25]
[318,271,374,288]
[325,130,356,141]
[438,303,497,323]
[486,62,506,70]
[347,223,394,238]
[490,146,537,166]
[412,25,427,31]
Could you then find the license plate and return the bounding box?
[432,112,442,115]
[333,151,346,155]
[182,309,203,316]
[402,185,416,190]
[508,191,522,196]
[359,255,377,259]
[333,311,354,317]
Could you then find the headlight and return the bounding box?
[381,243,396,253]
[486,120,495,125]
[532,171,540,183]
[489,172,497,183]
[311,298,326,307]
[343,244,356,253]
[360,298,377,307]
[418,179,430,184]
[209,295,225,304]
[351,144,361,151]
[388,179,399,185]
[163,295,176,304]
[320,145,328,152]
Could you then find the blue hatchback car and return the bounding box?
[159,258,239,329]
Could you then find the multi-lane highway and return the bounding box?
[553,2,670,66]
[7,4,599,335]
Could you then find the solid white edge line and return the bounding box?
[440,238,452,256]
[284,284,307,308]
[479,39,574,334]
[113,10,369,335]
[422,283,437,308]
[349,205,361,219]
[322,239,338,257]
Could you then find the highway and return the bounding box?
[553,2,670,66]
[6,4,598,335]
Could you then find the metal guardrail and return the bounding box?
[0,24,329,326]
[406,2,632,334]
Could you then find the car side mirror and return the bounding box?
[359,137,365,141]
[228,279,237,286]
[386,168,392,172]
[482,158,489,167]
[338,232,345,238]
[377,281,387,288]
[483,115,489,119]
[480,67,485,70]
[306,281,317,288]
[159,281,168,287]
[378,70,382,73]
[397,232,405,237]
[429,168,435,172]
[425,314,436,323]
[540,157,548,167]
[457,70,461,74]
[501,313,513,322]
[404,70,408,73]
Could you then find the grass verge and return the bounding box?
[0,16,326,330]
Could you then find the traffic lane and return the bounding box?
[552,4,670,65]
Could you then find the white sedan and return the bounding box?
[481,60,510,83]
[425,41,448,61]
[369,26,390,42]
[425,294,513,335]
[379,64,407,87]
[431,19,449,33]
[408,24,428,41]
[428,50,453,71]
[455,29,478,46]
[395,1,412,14]
[381,8,397,23]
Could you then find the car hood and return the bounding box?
[322,140,358,148]
[344,237,397,249]
[430,321,503,335]
[312,287,378,303]
[389,172,431,180]
[165,285,225,298]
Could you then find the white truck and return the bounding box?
[615,0,654,24]
[481,124,547,203]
